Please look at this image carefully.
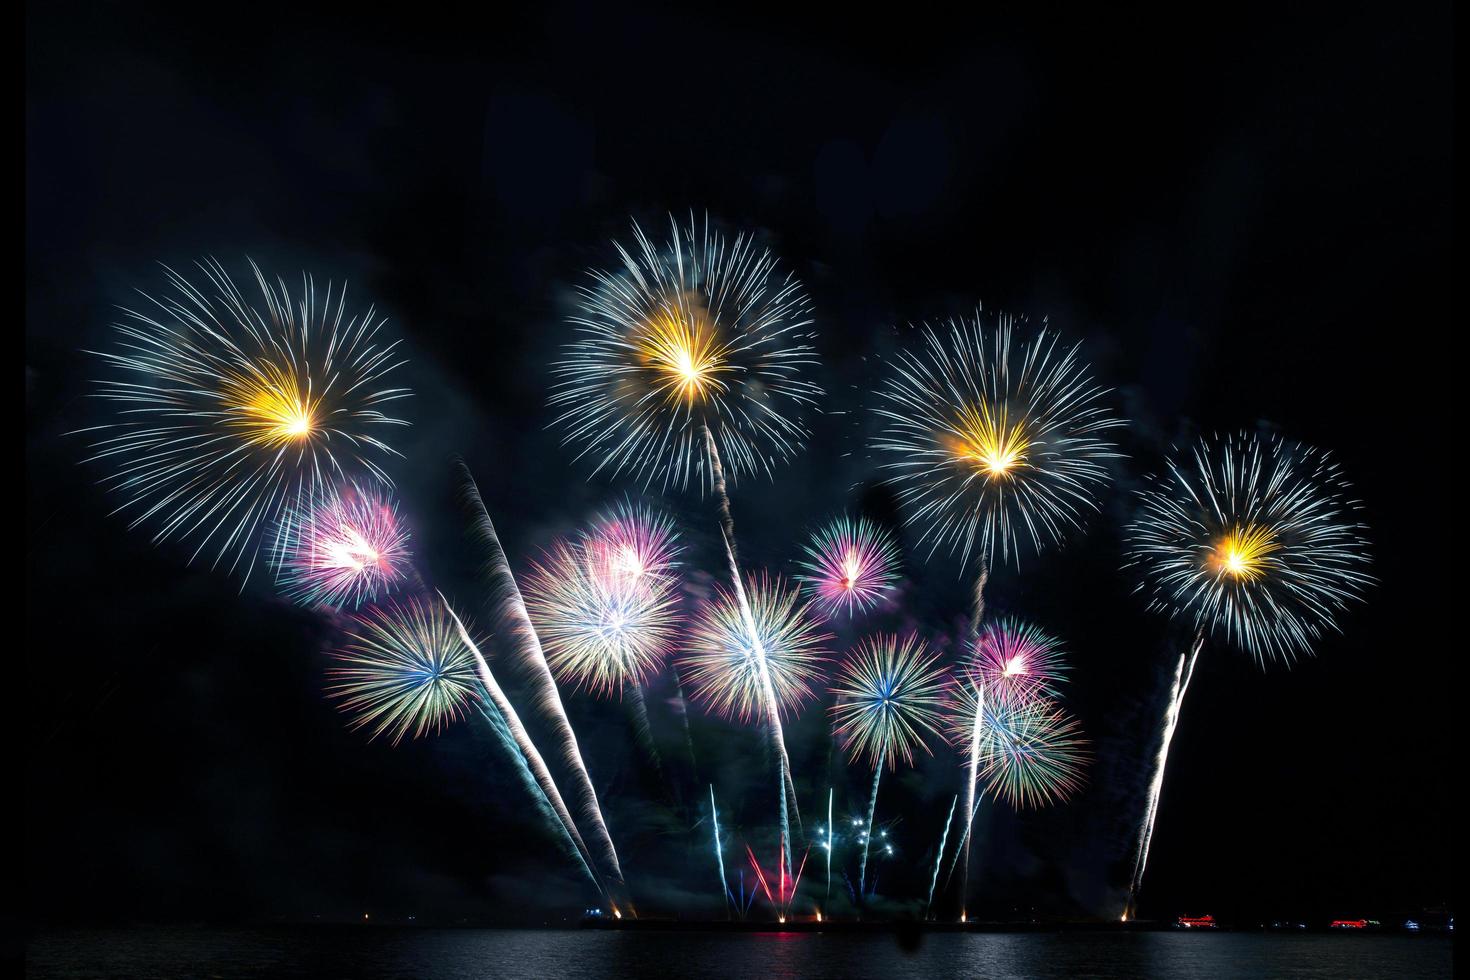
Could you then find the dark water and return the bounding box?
[26,928,1453,979]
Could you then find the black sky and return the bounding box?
[25,3,1453,925]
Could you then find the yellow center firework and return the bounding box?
[224,361,320,449]
[1212,524,1279,581]
[950,402,1031,479]
[635,307,730,405]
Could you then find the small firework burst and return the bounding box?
[325,599,480,745]
[680,573,831,722]
[870,311,1122,568]
[583,500,682,590]
[524,522,684,699]
[830,634,949,770]
[967,618,1068,707]
[272,484,411,608]
[795,516,901,619]
[550,214,822,490]
[945,680,1090,809]
[78,258,411,577]
[1126,431,1373,664]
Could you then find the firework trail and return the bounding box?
[926,794,959,918]
[551,215,823,871]
[78,258,410,580]
[272,483,411,609]
[870,310,1122,570]
[709,785,732,917]
[830,634,948,900]
[1122,633,1201,921]
[1121,431,1370,916]
[826,788,834,904]
[681,564,829,873]
[795,516,901,620]
[472,700,600,891]
[439,597,605,897]
[457,462,627,898]
[942,675,1090,918]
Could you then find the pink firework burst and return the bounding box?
[274,484,411,608]
[795,516,901,619]
[584,501,681,590]
[967,618,1068,707]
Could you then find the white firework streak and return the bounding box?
[457,463,627,892]
[441,596,604,897]
[1123,631,1202,920]
[926,794,959,918]
[709,784,731,916]
[703,424,803,875]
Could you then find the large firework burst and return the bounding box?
[944,680,1090,809]
[523,510,684,698]
[271,483,411,609]
[1126,430,1373,664]
[325,598,480,745]
[550,214,822,490]
[795,516,902,619]
[680,573,831,722]
[870,311,1122,568]
[830,634,949,770]
[78,258,411,577]
[968,618,1069,708]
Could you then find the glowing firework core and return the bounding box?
[953,402,1030,479]
[1213,524,1278,580]
[638,308,729,405]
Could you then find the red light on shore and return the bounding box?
[1331,919,1368,929]
[1176,915,1216,929]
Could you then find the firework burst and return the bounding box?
[830,633,949,898]
[550,214,821,490]
[967,618,1069,708]
[325,598,480,745]
[871,311,1122,568]
[1127,430,1373,664]
[680,573,831,723]
[272,483,411,608]
[796,516,902,619]
[830,634,949,771]
[944,681,1090,809]
[523,516,684,699]
[78,258,411,577]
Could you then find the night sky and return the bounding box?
[25,4,1451,926]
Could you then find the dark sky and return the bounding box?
[25,3,1452,926]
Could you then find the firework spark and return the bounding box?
[870,311,1122,568]
[550,214,821,490]
[1127,430,1373,664]
[272,483,411,608]
[680,573,831,723]
[78,258,411,578]
[325,599,479,745]
[968,618,1069,708]
[795,516,902,619]
[830,633,949,898]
